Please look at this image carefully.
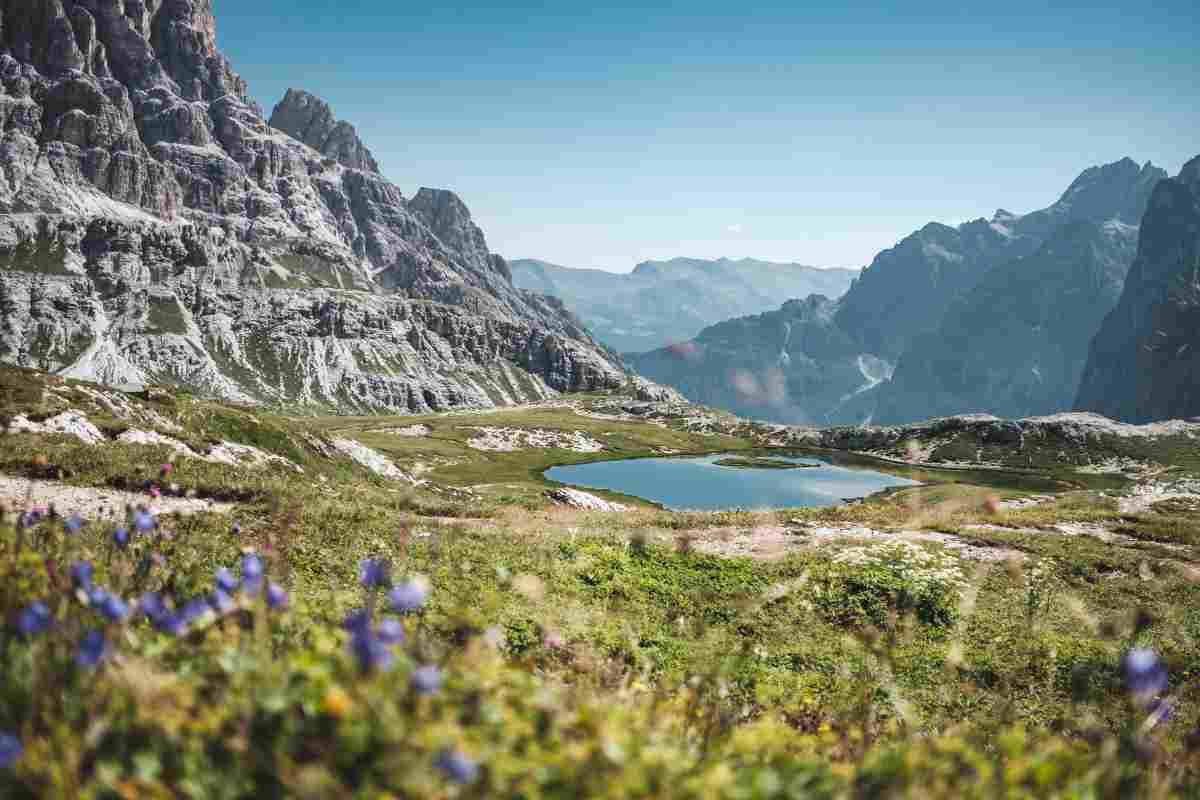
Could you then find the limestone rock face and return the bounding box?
[1075,155,1200,422]
[269,88,380,174]
[0,0,624,412]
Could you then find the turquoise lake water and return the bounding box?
[544,454,921,511]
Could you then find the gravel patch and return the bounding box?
[0,475,233,519]
[464,427,605,453]
[8,411,105,445]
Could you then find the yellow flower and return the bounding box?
[322,686,354,719]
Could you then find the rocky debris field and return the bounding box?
[464,427,606,453]
[546,488,630,512]
[0,476,231,520]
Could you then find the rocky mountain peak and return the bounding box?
[1050,157,1166,225]
[269,88,380,173]
[0,0,623,412]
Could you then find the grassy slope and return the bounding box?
[1,368,1199,796]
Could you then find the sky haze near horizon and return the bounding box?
[214,0,1199,272]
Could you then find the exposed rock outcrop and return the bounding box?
[269,88,380,173]
[0,0,624,413]
[1075,155,1200,423]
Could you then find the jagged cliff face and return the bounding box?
[1076,156,1200,423]
[0,0,623,412]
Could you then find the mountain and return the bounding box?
[627,295,879,425]
[1075,155,1200,422]
[0,0,623,413]
[510,257,858,353]
[632,159,1164,425]
[872,220,1141,423]
[835,157,1164,360]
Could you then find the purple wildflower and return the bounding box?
[267,583,289,611]
[65,514,83,535]
[343,608,372,635]
[1124,648,1168,703]
[98,593,130,623]
[435,749,479,784]
[388,577,430,614]
[77,630,108,669]
[113,527,130,548]
[140,592,168,624]
[411,665,443,695]
[350,631,394,674]
[210,589,236,615]
[17,601,51,637]
[376,618,405,645]
[241,553,264,594]
[215,568,239,594]
[70,561,95,591]
[0,732,21,769]
[359,558,392,589]
[134,511,156,532]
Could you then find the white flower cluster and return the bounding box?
[831,541,967,591]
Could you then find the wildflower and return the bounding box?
[140,592,169,624]
[113,527,130,548]
[77,630,109,669]
[350,630,394,674]
[389,576,430,613]
[160,463,173,478]
[232,523,242,536]
[17,601,51,636]
[150,486,161,500]
[1147,697,1177,728]
[377,618,405,645]
[241,553,264,594]
[267,583,289,610]
[342,608,372,635]
[98,593,130,623]
[65,513,84,535]
[435,749,479,784]
[210,589,236,615]
[0,732,21,769]
[71,561,95,590]
[178,597,213,628]
[359,558,392,589]
[321,686,354,718]
[1124,648,1168,704]
[215,568,239,594]
[411,665,443,695]
[135,511,156,532]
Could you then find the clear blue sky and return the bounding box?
[213,0,1199,272]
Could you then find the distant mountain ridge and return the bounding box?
[631,158,1167,426]
[510,257,858,353]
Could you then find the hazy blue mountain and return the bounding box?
[873,220,1140,423]
[835,158,1165,360]
[632,158,1165,425]
[628,296,887,425]
[1076,155,1200,422]
[510,257,858,353]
